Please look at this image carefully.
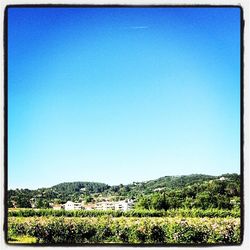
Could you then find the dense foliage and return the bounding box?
[52,182,110,195]
[8,173,241,210]
[8,216,241,244]
[8,208,240,218]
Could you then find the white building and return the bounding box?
[84,204,96,210]
[96,201,115,210]
[95,200,135,211]
[219,177,227,181]
[153,187,165,192]
[53,204,62,210]
[115,199,134,211]
[64,201,82,211]
[63,199,135,211]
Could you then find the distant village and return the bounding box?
[50,176,227,212]
[9,175,234,210]
[52,199,135,211]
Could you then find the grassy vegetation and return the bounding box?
[8,207,240,218]
[8,216,241,244]
[8,235,37,244]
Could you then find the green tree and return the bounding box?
[136,196,150,209]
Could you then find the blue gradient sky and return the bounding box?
[8,7,241,189]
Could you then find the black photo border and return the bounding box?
[3,4,245,247]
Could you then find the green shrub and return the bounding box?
[8,216,241,244]
[8,208,240,218]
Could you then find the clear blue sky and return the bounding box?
[8,7,241,189]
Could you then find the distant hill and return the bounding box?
[8,173,240,210]
[52,181,110,194]
[126,174,218,194]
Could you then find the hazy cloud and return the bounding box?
[129,26,149,29]
[122,26,149,30]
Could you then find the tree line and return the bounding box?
[8,173,240,210]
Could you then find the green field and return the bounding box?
[8,210,241,245]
